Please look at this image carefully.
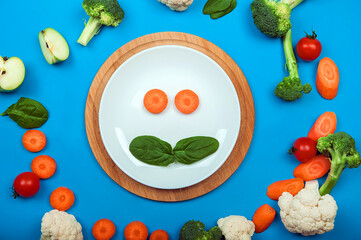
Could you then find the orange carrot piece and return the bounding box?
[293,155,331,181]
[316,57,339,100]
[175,89,199,114]
[143,89,168,114]
[92,219,116,240]
[252,204,276,233]
[149,230,169,240]
[50,187,75,211]
[22,130,46,152]
[124,221,148,240]
[308,112,337,141]
[31,155,57,179]
[267,178,304,201]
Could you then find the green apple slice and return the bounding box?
[0,56,25,92]
[39,28,69,64]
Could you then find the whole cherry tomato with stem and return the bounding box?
[296,30,322,61]
[289,137,318,163]
[12,172,40,198]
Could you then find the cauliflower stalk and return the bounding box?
[217,215,255,240]
[278,180,337,236]
[158,0,193,11]
[41,210,83,240]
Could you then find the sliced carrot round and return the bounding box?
[31,155,57,179]
[316,57,339,100]
[50,187,75,211]
[22,130,46,152]
[124,221,148,240]
[92,219,116,240]
[175,89,199,114]
[150,230,169,240]
[308,112,337,141]
[143,89,168,114]
[293,155,331,181]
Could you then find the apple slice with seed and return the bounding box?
[39,28,69,64]
[0,56,25,92]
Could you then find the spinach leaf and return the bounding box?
[203,0,237,19]
[173,136,219,164]
[1,97,48,129]
[129,136,174,166]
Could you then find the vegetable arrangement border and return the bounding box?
[85,31,255,202]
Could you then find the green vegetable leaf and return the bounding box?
[203,0,237,19]
[1,97,48,129]
[173,136,219,164]
[129,136,174,166]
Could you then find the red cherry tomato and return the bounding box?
[296,31,322,61]
[13,172,40,198]
[289,137,318,163]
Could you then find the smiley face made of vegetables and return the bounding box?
[128,88,219,167]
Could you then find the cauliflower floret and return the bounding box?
[41,210,83,240]
[158,0,193,11]
[278,180,338,236]
[217,215,255,240]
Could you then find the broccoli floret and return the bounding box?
[251,0,304,38]
[77,0,125,46]
[275,30,311,102]
[317,132,361,195]
[179,220,223,240]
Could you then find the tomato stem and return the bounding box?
[305,30,318,39]
[10,187,20,199]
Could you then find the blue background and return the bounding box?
[1,0,360,239]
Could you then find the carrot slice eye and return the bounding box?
[143,89,168,114]
[175,89,199,114]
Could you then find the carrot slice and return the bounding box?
[50,187,75,211]
[252,204,276,233]
[266,178,304,201]
[31,155,57,179]
[92,219,116,240]
[143,89,168,114]
[293,155,331,181]
[124,221,148,240]
[316,57,339,99]
[22,130,46,152]
[149,230,169,240]
[308,112,337,141]
[175,89,199,114]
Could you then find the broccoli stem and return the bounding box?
[319,151,346,196]
[280,0,304,10]
[77,17,102,46]
[283,30,299,79]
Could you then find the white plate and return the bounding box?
[99,45,241,189]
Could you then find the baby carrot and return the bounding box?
[293,155,331,181]
[308,112,337,141]
[50,187,75,211]
[22,130,46,152]
[92,219,116,240]
[267,178,304,201]
[175,89,199,114]
[316,57,339,100]
[31,155,57,179]
[149,230,169,240]
[124,221,148,240]
[143,89,168,114]
[252,204,276,233]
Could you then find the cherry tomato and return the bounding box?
[13,172,40,198]
[296,31,322,61]
[289,137,318,163]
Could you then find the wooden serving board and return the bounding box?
[85,32,255,202]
